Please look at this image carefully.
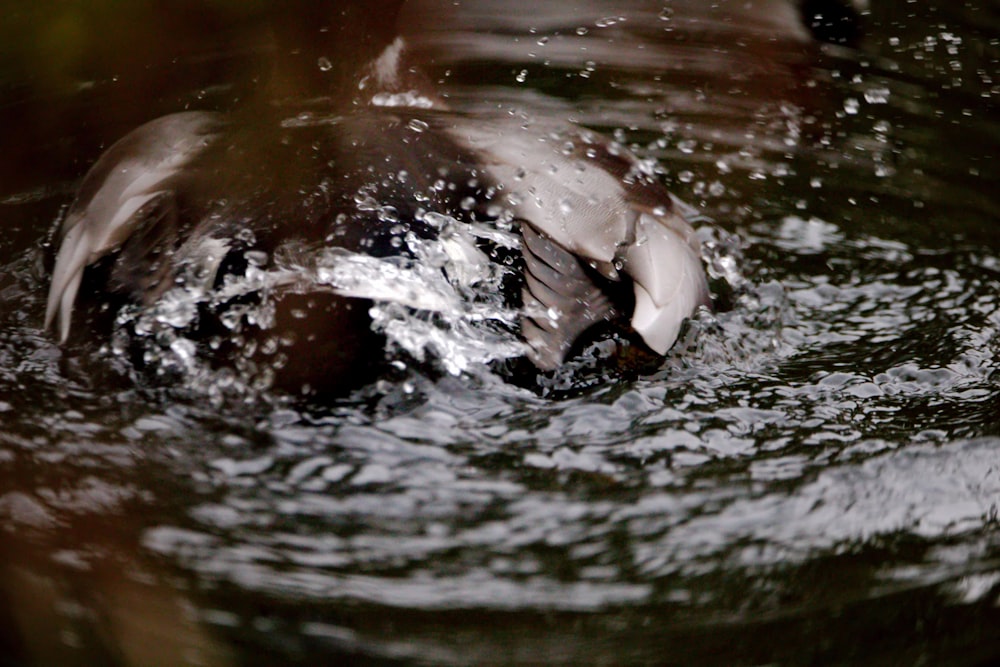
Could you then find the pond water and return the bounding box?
[1,1,999,665]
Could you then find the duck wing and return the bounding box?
[520,223,616,369]
[45,111,223,342]
[444,118,710,368]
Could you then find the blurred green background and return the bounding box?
[0,1,271,196]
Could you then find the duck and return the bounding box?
[44,1,710,397]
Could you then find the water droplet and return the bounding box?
[235,228,256,245]
[677,139,697,154]
[874,163,895,178]
[873,119,892,134]
[243,250,268,267]
[595,16,625,28]
[863,87,890,104]
[317,56,333,72]
[377,206,400,223]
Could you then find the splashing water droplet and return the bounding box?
[407,118,429,133]
[595,16,626,28]
[864,87,890,104]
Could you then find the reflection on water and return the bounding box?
[1,0,999,664]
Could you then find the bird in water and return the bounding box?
[44,1,711,397]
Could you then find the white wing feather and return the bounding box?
[45,112,222,342]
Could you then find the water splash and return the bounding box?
[316,216,527,375]
[108,212,528,399]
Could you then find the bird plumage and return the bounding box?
[44,36,710,393]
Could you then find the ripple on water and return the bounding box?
[0,1,998,662]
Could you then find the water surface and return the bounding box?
[1,1,999,664]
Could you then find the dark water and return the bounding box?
[1,1,999,665]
